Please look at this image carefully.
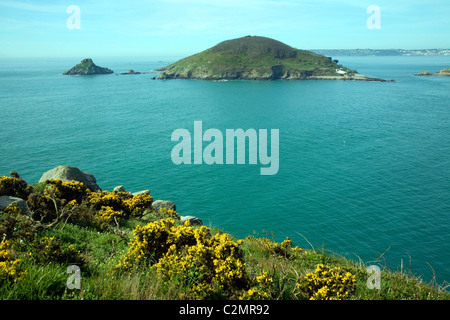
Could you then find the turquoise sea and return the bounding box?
[1,55,450,284]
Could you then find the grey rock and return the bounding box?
[38,165,101,192]
[132,190,150,196]
[113,185,126,192]
[180,215,203,226]
[152,200,176,213]
[0,196,28,215]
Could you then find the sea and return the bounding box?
[1,55,449,285]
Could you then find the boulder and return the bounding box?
[180,215,203,226]
[38,165,101,192]
[113,185,125,192]
[0,195,28,214]
[152,200,176,213]
[132,190,150,196]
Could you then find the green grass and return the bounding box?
[1,210,449,300]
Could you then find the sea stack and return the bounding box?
[63,58,114,75]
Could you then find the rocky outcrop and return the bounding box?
[38,165,101,192]
[415,67,450,76]
[63,58,113,75]
[152,200,176,213]
[415,71,432,76]
[113,185,126,192]
[120,70,141,75]
[0,195,29,214]
[132,190,150,196]
[180,215,203,226]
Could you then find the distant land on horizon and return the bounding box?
[310,49,450,56]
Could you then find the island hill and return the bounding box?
[157,36,393,82]
[415,67,450,76]
[63,58,113,75]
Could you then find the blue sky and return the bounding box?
[0,0,449,58]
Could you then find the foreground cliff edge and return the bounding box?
[158,36,394,82]
[1,166,448,300]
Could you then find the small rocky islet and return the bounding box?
[63,58,114,75]
[415,67,450,76]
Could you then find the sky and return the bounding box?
[0,0,449,58]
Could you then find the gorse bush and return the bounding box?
[297,264,357,300]
[87,190,153,218]
[239,271,273,300]
[28,236,85,265]
[157,207,180,220]
[0,203,35,242]
[96,206,123,224]
[24,179,153,228]
[114,218,253,299]
[44,179,90,205]
[0,172,33,199]
[115,218,204,270]
[0,240,25,283]
[244,235,303,259]
[27,179,90,222]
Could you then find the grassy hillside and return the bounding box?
[1,171,448,300]
[158,36,356,80]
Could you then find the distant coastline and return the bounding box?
[311,49,450,56]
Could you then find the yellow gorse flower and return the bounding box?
[298,264,356,300]
[114,218,251,299]
[0,240,25,282]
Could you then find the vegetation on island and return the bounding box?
[1,171,449,300]
[158,36,392,81]
[63,58,113,75]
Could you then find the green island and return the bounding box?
[415,67,450,76]
[1,166,448,300]
[158,36,393,82]
[63,58,114,75]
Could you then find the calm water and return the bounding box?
[1,55,450,284]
